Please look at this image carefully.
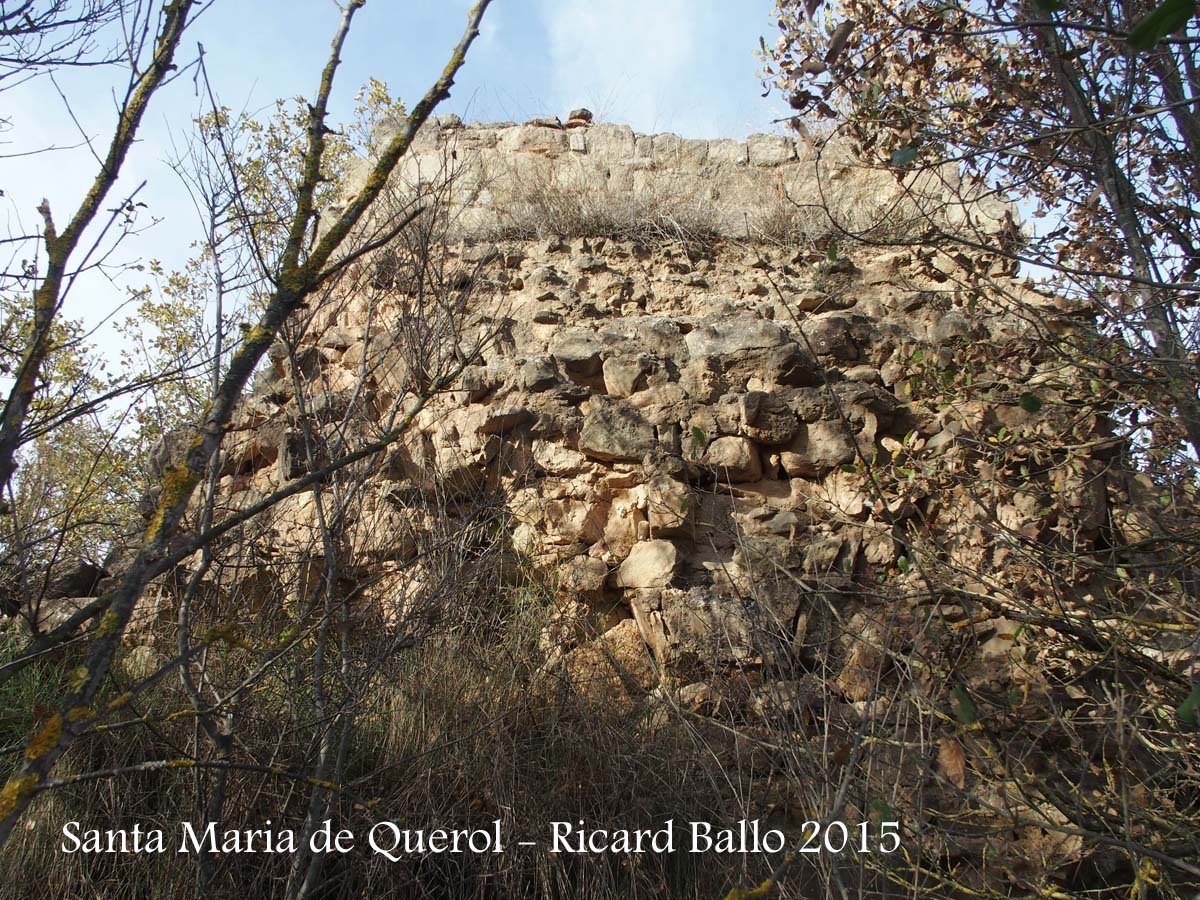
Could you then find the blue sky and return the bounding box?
[194,0,788,137]
[4,0,787,328]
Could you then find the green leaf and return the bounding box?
[1018,392,1044,413]
[890,146,918,166]
[1177,685,1200,727]
[690,425,709,457]
[897,555,910,573]
[952,685,979,725]
[1128,0,1196,50]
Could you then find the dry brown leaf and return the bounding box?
[825,20,856,64]
[830,742,852,768]
[938,737,967,789]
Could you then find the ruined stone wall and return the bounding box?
[104,123,1197,889]
[332,116,1010,243]
[218,187,1111,719]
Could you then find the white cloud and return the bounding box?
[540,0,704,135]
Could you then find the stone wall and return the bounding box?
[213,219,1111,720]
[106,122,1194,888]
[333,116,1011,243]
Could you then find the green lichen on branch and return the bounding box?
[200,621,247,647]
[145,462,201,541]
[65,666,89,692]
[95,608,119,637]
[241,324,275,347]
[24,714,61,761]
[0,774,39,821]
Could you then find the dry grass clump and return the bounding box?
[484,161,926,255]
[745,187,926,249]
[485,168,723,253]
